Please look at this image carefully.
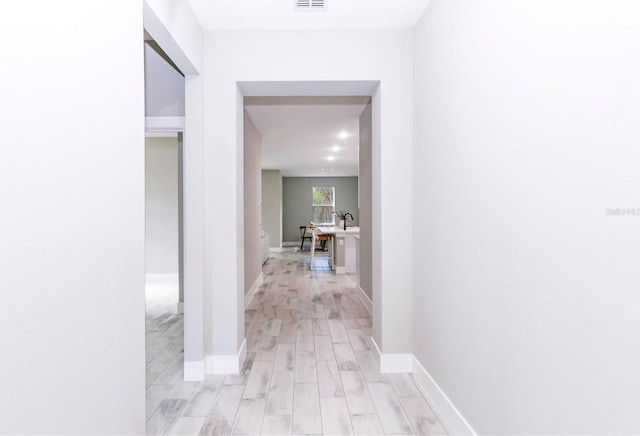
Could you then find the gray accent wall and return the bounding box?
[262,170,282,248]
[244,111,262,294]
[282,177,359,243]
[359,103,373,301]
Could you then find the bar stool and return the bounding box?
[309,227,333,271]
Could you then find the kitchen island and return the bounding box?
[311,226,359,274]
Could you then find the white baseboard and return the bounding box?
[176,302,184,314]
[145,273,179,283]
[412,356,476,435]
[335,266,346,274]
[183,359,205,381]
[245,273,264,308]
[370,338,413,373]
[356,286,372,314]
[367,339,475,434]
[269,247,283,253]
[205,339,247,375]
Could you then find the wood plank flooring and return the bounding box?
[145,249,447,435]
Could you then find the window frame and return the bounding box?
[312,186,335,225]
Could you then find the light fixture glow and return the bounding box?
[327,156,335,161]
[338,131,349,139]
[331,145,340,152]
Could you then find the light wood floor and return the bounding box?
[145,250,447,435]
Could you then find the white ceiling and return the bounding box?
[245,96,369,177]
[144,42,185,117]
[187,0,431,31]
[188,1,430,178]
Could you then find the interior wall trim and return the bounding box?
[205,339,247,375]
[245,273,264,308]
[368,339,475,434]
[357,285,372,314]
[370,338,412,373]
[145,116,185,132]
[183,359,205,381]
[411,356,477,436]
[145,273,179,283]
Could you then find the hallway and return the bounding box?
[145,250,447,435]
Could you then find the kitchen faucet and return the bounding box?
[344,212,354,229]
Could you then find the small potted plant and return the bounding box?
[334,210,354,230]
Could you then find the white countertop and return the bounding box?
[316,226,360,235]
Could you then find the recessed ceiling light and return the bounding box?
[327,156,335,161]
[338,131,349,139]
[331,145,340,152]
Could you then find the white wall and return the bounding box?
[203,31,414,360]
[0,1,145,433]
[244,111,262,294]
[412,1,640,434]
[144,0,204,75]
[262,170,282,249]
[358,103,373,301]
[146,136,179,274]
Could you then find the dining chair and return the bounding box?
[299,225,313,250]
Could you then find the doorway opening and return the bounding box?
[143,25,188,424]
[240,83,376,336]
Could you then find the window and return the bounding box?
[312,186,335,225]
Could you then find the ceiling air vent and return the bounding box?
[295,0,325,11]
